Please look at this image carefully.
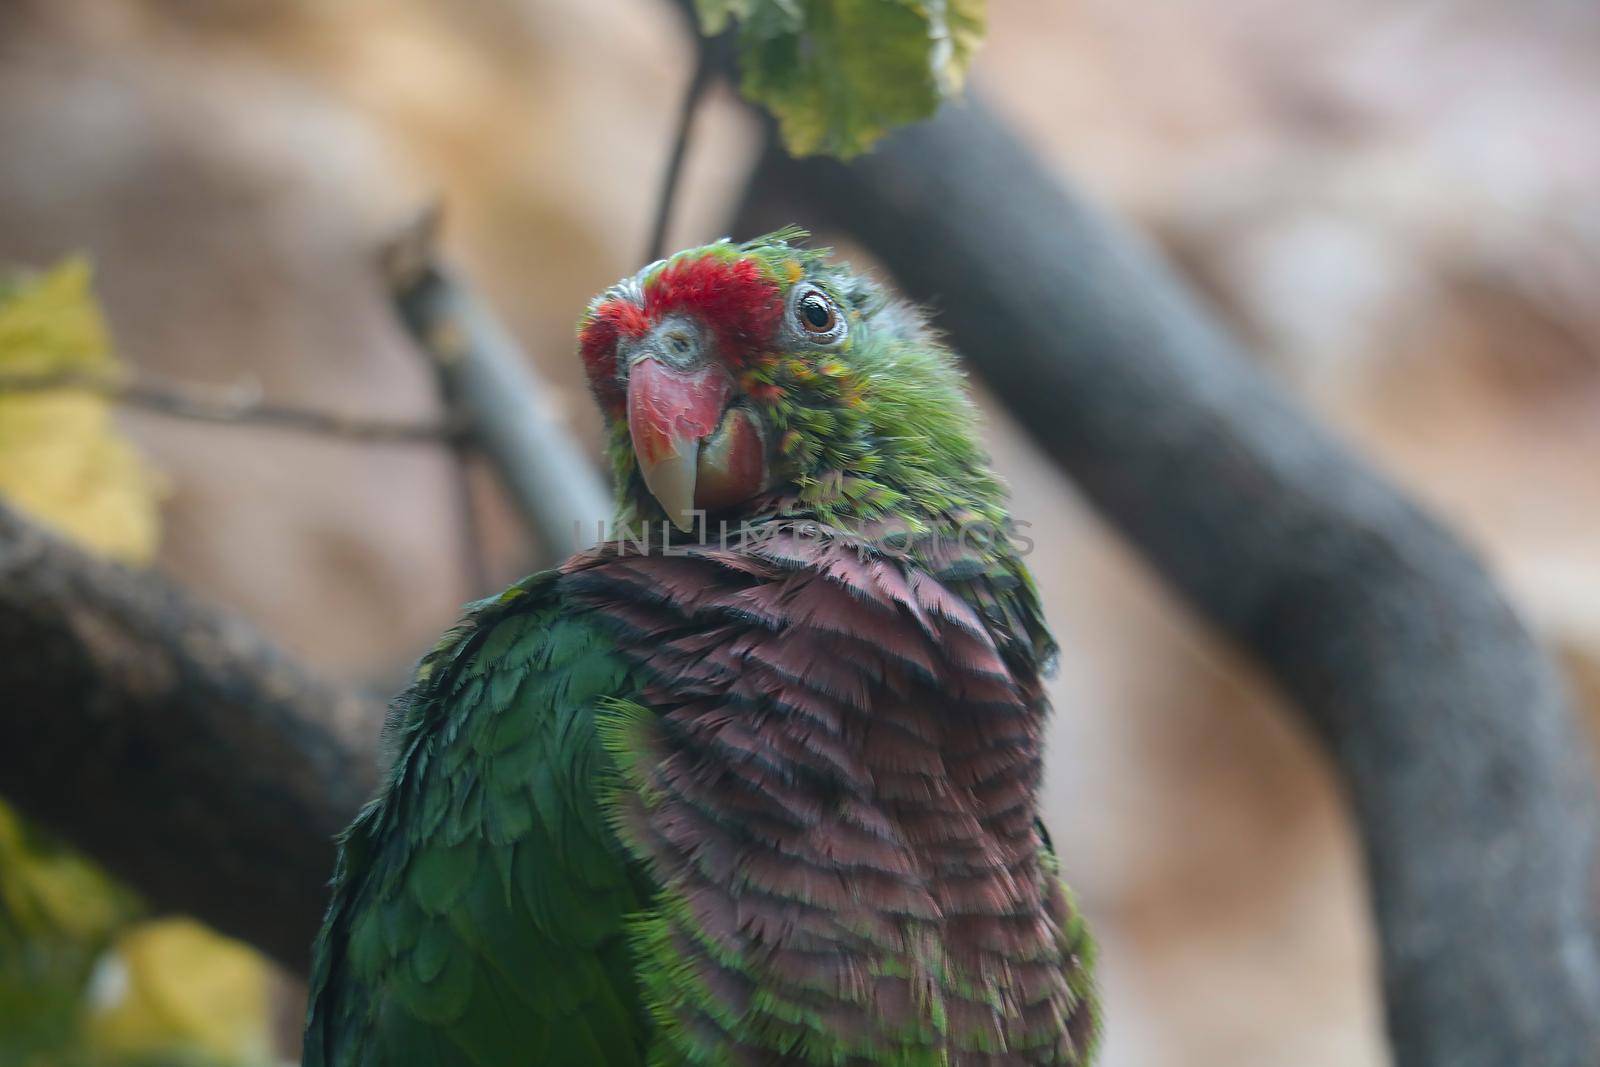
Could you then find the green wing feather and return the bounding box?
[303,571,653,1067]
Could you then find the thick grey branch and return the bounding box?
[0,500,377,973]
[732,100,1600,1065]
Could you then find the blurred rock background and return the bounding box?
[1,0,1596,1064]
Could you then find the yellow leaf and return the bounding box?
[87,919,275,1066]
[0,800,135,946]
[0,259,163,563]
[0,265,276,1066]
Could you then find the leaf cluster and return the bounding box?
[697,0,984,158]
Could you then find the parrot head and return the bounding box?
[578,228,1005,538]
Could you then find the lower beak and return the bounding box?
[626,356,731,531]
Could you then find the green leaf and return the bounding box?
[694,0,749,35]
[707,0,986,159]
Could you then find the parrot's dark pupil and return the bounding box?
[802,297,831,329]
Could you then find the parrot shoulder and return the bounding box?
[303,568,652,1067]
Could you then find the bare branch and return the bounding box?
[380,217,612,561]
[445,443,491,597]
[381,205,496,596]
[0,368,461,444]
[0,499,378,973]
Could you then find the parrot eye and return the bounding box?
[799,294,834,331]
[789,284,846,344]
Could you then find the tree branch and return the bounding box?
[731,100,1600,1065]
[0,500,377,973]
[0,369,460,444]
[381,217,612,562]
[645,44,715,265]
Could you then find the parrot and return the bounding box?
[302,228,1099,1066]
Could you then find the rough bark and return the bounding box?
[732,99,1600,1065]
[0,500,378,973]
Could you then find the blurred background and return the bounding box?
[1,0,1598,1064]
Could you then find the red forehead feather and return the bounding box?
[579,299,648,415]
[644,255,783,363]
[578,255,782,416]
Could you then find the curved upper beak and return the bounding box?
[626,354,732,531]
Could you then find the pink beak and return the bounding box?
[626,356,732,531]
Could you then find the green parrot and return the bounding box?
[303,229,1099,1066]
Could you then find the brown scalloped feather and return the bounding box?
[559,527,1096,1064]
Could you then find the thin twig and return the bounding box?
[0,369,461,444]
[645,46,715,264]
[446,444,491,597]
